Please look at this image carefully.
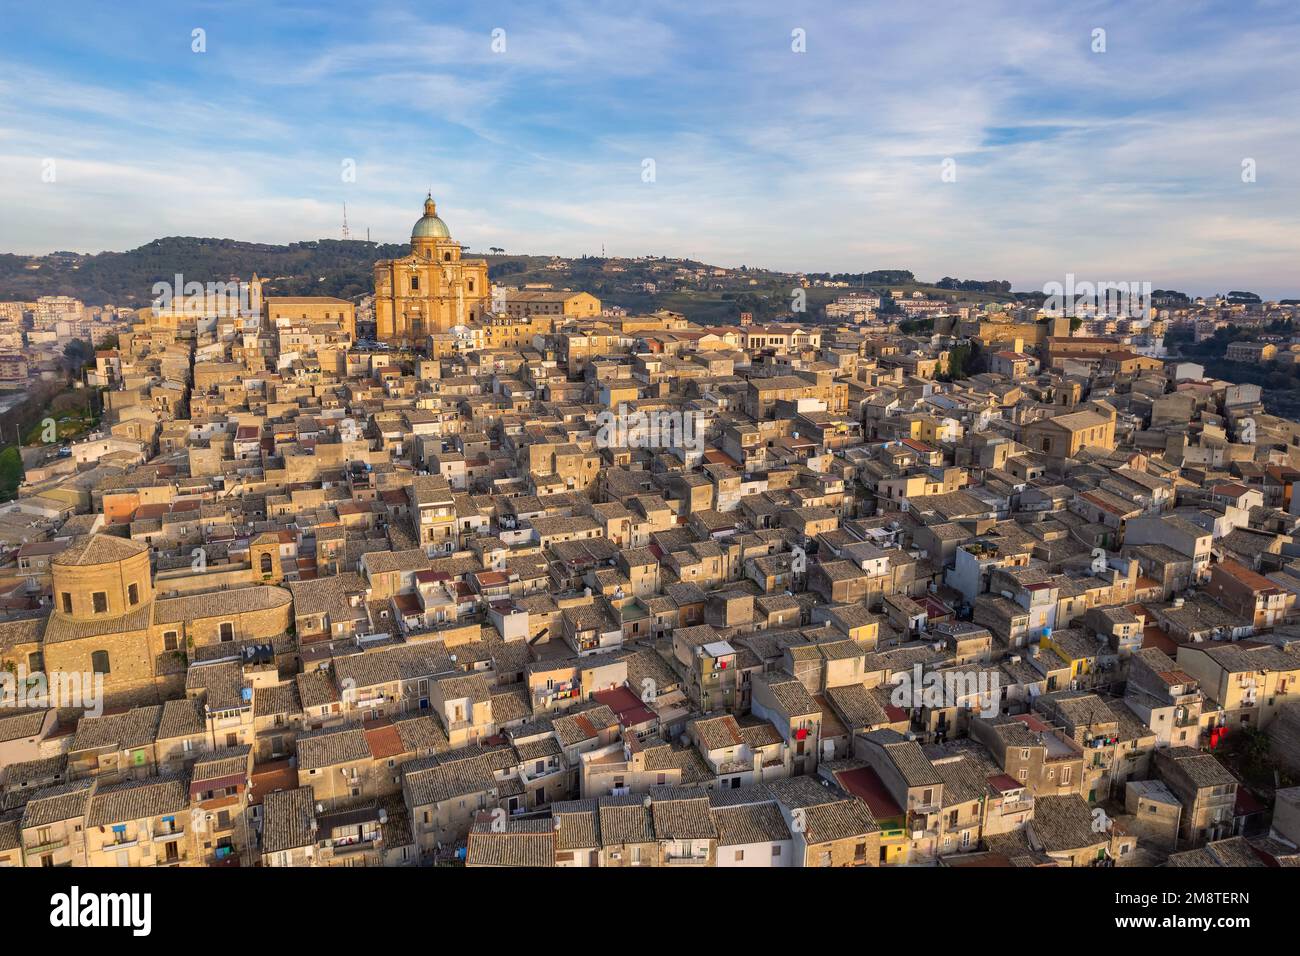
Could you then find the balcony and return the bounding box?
[664,853,709,865]
[587,755,631,775]
[329,835,382,857]
[521,762,564,783]
[906,810,940,835]
[25,838,68,855]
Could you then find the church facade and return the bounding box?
[373,195,491,343]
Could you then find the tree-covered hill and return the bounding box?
[1,237,1025,325]
[0,237,409,305]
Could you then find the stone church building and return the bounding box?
[372,194,491,343]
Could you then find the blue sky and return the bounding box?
[2,0,1298,296]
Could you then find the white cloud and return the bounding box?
[2,1,1299,297]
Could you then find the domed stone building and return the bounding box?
[43,535,158,706]
[372,194,491,343]
[26,534,293,712]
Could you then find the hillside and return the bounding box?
[0,237,407,307]
[0,238,1027,326]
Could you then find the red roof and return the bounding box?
[393,592,422,615]
[248,760,298,806]
[363,718,404,760]
[1235,787,1266,815]
[987,773,1023,795]
[833,766,904,820]
[191,772,245,800]
[919,595,952,617]
[1212,483,1251,498]
[1013,713,1052,734]
[592,686,657,727]
[702,449,742,468]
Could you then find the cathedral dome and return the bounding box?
[411,194,451,240]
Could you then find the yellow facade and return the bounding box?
[265,296,356,339]
[499,290,600,320]
[373,195,491,343]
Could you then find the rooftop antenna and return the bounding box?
[342,203,351,240]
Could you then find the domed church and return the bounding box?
[372,194,491,343]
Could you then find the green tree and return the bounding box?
[0,446,24,501]
[941,343,973,381]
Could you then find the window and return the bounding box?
[61,593,72,613]
[91,650,111,674]
[410,275,419,292]
[260,553,273,574]
[219,622,235,642]
[92,592,108,613]
[734,849,744,862]
[127,583,139,606]
[771,845,781,858]
[27,651,43,672]
[163,631,178,651]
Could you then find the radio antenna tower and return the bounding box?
[342,203,351,240]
